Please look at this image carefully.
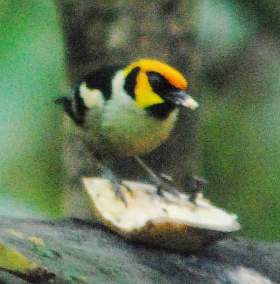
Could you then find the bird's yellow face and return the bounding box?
[123,59,197,110]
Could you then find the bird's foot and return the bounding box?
[133,156,181,198]
[99,164,132,205]
[156,173,181,197]
[187,175,208,204]
[111,179,133,206]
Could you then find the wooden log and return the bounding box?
[0,218,279,283]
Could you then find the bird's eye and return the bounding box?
[147,72,176,94]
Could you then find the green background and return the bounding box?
[0,1,64,217]
[0,0,279,241]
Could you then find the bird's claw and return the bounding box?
[113,182,127,205]
[120,181,133,194]
[156,174,208,205]
[155,174,181,197]
[188,176,207,203]
[159,173,174,184]
[112,181,133,206]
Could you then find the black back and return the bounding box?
[82,66,121,101]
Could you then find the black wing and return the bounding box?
[55,84,86,126]
[55,65,122,126]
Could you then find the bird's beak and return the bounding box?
[166,90,199,110]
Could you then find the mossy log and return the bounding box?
[0,217,279,284]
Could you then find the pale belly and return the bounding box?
[99,106,178,157]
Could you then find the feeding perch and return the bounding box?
[82,177,240,251]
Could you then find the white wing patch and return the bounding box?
[80,82,104,108]
[111,70,135,106]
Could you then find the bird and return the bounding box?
[56,58,199,202]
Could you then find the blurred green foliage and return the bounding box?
[0,0,279,241]
[197,1,280,241]
[196,0,256,62]
[0,0,65,217]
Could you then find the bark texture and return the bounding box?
[0,218,279,284]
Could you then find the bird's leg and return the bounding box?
[100,165,132,204]
[187,175,207,203]
[104,169,127,205]
[134,156,207,203]
[134,156,180,196]
[85,142,132,204]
